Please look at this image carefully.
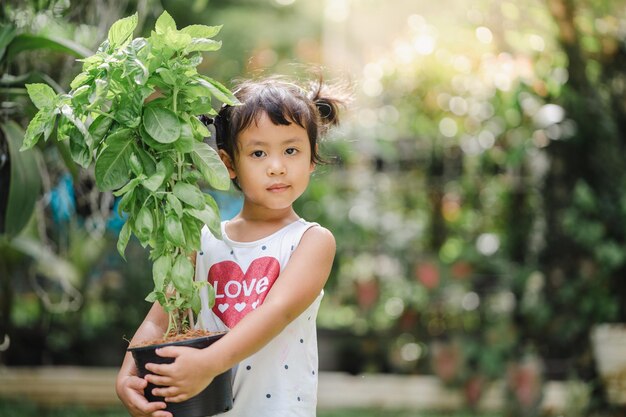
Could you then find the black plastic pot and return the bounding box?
[129,332,233,417]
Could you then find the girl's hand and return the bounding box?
[145,346,215,403]
[116,373,171,417]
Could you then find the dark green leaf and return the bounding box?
[94,129,134,190]
[117,188,135,217]
[182,214,201,251]
[88,115,114,146]
[134,145,157,176]
[172,254,194,296]
[166,193,184,217]
[191,141,230,190]
[6,33,91,61]
[152,254,172,290]
[164,213,186,246]
[186,203,221,240]
[68,124,92,168]
[190,291,202,315]
[134,206,154,242]
[0,24,17,61]
[113,176,144,197]
[2,121,42,238]
[143,106,181,144]
[115,93,143,128]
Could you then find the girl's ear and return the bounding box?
[219,150,237,179]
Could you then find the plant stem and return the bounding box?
[91,109,115,120]
[172,87,178,114]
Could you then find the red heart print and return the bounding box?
[207,257,280,328]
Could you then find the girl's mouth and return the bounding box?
[267,183,290,192]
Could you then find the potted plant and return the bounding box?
[20,10,238,416]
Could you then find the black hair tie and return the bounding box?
[199,114,215,127]
[316,101,333,119]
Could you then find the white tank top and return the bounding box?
[195,218,322,416]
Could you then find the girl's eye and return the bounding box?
[285,148,298,155]
[251,150,265,158]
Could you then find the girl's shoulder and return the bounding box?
[296,222,336,257]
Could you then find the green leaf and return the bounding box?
[180,24,222,39]
[173,182,205,209]
[143,169,166,192]
[165,31,192,51]
[26,83,57,110]
[140,125,170,151]
[164,213,186,247]
[1,121,42,238]
[190,290,202,315]
[108,13,138,47]
[174,121,195,153]
[166,193,184,217]
[191,141,230,190]
[204,282,216,309]
[134,145,157,176]
[70,71,91,90]
[117,188,135,217]
[197,76,239,106]
[117,220,131,259]
[143,159,173,192]
[157,68,177,85]
[6,33,92,61]
[172,254,194,296]
[181,214,201,251]
[184,39,221,54]
[155,10,177,35]
[143,106,181,143]
[152,254,172,290]
[112,176,144,197]
[129,153,143,176]
[88,115,114,146]
[190,116,210,138]
[21,110,48,150]
[0,24,17,61]
[186,203,221,240]
[134,206,154,242]
[60,104,91,145]
[94,129,134,190]
[145,291,158,303]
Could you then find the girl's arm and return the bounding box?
[116,302,172,417]
[145,226,336,402]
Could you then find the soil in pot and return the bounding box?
[129,331,233,417]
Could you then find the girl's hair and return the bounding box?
[203,75,348,165]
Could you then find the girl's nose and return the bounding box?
[267,158,286,176]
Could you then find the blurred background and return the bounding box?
[2,0,626,416]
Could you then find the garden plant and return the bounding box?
[20,10,237,340]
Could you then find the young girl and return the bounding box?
[116,76,347,417]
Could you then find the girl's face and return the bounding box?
[220,112,314,214]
